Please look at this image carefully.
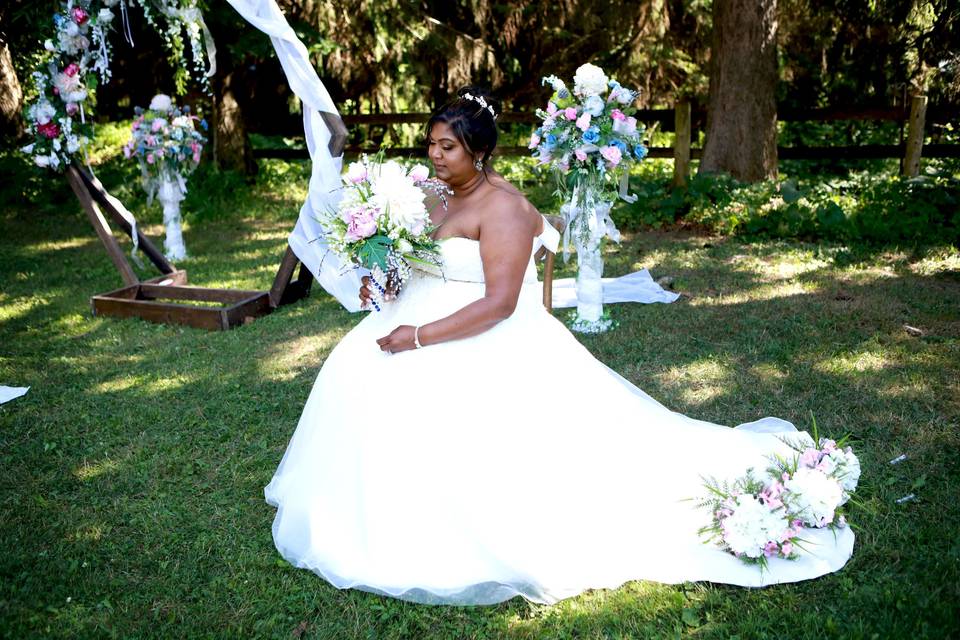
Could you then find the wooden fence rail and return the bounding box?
[254,98,960,180]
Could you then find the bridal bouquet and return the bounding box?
[531,63,647,206]
[321,157,449,310]
[699,470,805,567]
[699,420,861,567]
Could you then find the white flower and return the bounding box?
[103,0,121,6]
[66,135,81,153]
[344,161,368,185]
[21,143,35,154]
[44,39,56,52]
[784,467,843,527]
[98,8,114,23]
[52,73,87,103]
[29,101,56,125]
[149,94,173,112]
[573,63,609,97]
[583,95,605,116]
[721,494,789,558]
[396,239,413,253]
[34,155,50,168]
[369,161,428,235]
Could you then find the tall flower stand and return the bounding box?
[562,197,618,334]
[157,171,188,261]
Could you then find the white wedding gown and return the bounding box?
[265,220,854,605]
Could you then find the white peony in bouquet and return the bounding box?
[774,429,861,528]
[321,156,450,310]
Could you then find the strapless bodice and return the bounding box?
[435,237,539,284]
[431,215,560,284]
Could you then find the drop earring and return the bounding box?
[474,158,483,171]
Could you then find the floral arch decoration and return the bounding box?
[22,0,216,170]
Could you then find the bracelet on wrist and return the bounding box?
[414,325,423,349]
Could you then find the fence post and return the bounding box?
[902,94,928,176]
[673,99,691,187]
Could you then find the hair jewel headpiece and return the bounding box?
[462,92,497,120]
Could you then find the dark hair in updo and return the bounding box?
[425,86,501,168]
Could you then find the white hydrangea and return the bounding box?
[573,63,609,97]
[721,494,789,558]
[29,101,56,125]
[785,467,843,527]
[826,447,861,501]
[149,94,173,112]
[369,161,428,235]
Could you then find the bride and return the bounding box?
[264,87,854,605]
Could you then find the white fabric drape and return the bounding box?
[0,386,30,404]
[551,269,681,308]
[226,0,363,312]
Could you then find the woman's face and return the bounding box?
[427,122,478,185]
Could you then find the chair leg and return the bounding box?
[543,252,555,313]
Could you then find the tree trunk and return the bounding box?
[213,70,257,176]
[0,42,24,141]
[699,0,778,182]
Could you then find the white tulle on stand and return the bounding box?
[157,171,188,261]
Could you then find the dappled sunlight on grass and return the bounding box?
[814,348,894,375]
[257,330,344,382]
[20,236,97,255]
[656,357,734,407]
[68,524,108,543]
[73,458,121,482]
[0,295,51,325]
[688,280,821,307]
[95,374,150,394]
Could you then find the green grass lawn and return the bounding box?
[1,149,959,639]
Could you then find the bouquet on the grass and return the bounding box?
[699,418,861,568]
[321,156,451,310]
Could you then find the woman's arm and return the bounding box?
[376,194,538,353]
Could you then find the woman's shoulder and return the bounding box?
[480,184,541,236]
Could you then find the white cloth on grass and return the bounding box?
[0,386,30,404]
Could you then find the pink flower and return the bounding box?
[344,206,378,242]
[528,132,541,149]
[821,439,837,452]
[146,153,155,164]
[575,112,591,131]
[65,102,79,116]
[799,448,821,468]
[151,119,164,133]
[780,542,793,556]
[71,7,90,25]
[145,135,156,146]
[409,164,430,182]
[37,121,60,139]
[599,145,622,167]
[564,107,577,120]
[574,148,588,162]
[764,541,780,558]
[610,109,626,121]
[344,161,367,184]
[546,102,558,116]
[122,144,132,159]
[156,149,164,158]
[192,152,201,164]
[64,63,81,77]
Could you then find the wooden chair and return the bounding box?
[535,214,567,313]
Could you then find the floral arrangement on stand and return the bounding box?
[21,0,214,173]
[530,63,648,333]
[123,94,207,261]
[699,419,861,570]
[320,156,452,311]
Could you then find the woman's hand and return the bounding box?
[376,325,417,354]
[359,276,397,310]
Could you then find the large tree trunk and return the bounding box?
[213,70,257,176]
[0,41,24,141]
[699,0,778,182]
